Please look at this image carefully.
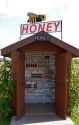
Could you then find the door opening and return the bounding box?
[25,53,56,115]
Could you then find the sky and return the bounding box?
[0,0,79,49]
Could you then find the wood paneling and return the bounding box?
[16,52,25,119]
[19,41,64,53]
[11,51,17,115]
[11,42,72,120]
[11,51,25,119]
[1,31,79,57]
[66,52,72,112]
[55,53,70,119]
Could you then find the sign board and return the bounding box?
[20,20,62,35]
[35,35,50,41]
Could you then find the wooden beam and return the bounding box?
[16,52,25,119]
[11,51,25,119]
[66,52,72,112]
[55,52,72,119]
[11,51,17,116]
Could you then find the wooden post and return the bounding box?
[66,52,72,112]
[11,51,25,119]
[16,51,25,119]
[55,52,72,119]
[11,51,17,116]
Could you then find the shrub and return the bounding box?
[68,59,79,116]
[0,58,15,120]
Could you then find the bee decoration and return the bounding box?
[27,12,46,23]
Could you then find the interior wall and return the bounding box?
[25,53,56,103]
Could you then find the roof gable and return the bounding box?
[1,31,79,57]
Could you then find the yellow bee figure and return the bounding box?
[27,12,46,23]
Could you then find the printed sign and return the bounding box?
[35,35,50,41]
[20,20,62,35]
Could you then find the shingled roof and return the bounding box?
[1,31,79,57]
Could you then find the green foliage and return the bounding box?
[0,58,15,120]
[71,113,79,125]
[68,59,79,117]
[0,116,11,125]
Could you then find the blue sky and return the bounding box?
[0,0,79,49]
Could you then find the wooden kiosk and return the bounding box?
[1,31,79,119]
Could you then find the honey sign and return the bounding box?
[20,20,62,35]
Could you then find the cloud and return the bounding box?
[0,0,79,49]
[0,0,8,13]
[0,0,70,17]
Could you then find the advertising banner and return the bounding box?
[20,20,62,35]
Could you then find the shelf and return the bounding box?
[25,54,55,83]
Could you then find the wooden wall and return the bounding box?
[11,41,72,119]
[11,51,25,119]
[19,41,65,54]
[55,52,72,119]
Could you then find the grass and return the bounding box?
[71,113,79,125]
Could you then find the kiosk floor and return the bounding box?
[25,103,55,115]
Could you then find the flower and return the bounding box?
[6,67,10,71]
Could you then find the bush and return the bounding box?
[68,59,79,116]
[0,58,15,120]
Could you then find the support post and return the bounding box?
[11,51,25,119]
[55,52,72,119]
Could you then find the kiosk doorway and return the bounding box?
[25,53,56,115]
